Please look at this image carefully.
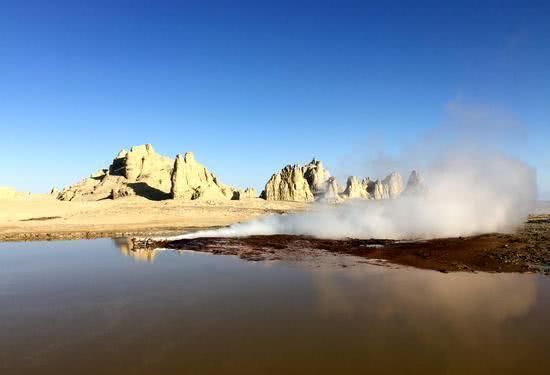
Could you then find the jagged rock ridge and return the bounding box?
[263,158,414,202]
[58,145,253,202]
[262,164,314,202]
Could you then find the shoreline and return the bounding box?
[136,215,550,275]
[2,195,548,274]
[0,196,308,242]
[0,226,210,242]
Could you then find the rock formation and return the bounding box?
[57,146,414,204]
[319,177,343,203]
[405,170,424,193]
[302,159,331,196]
[58,145,248,202]
[263,157,411,202]
[233,188,257,200]
[170,152,230,200]
[109,144,173,193]
[343,176,370,199]
[382,172,404,198]
[370,179,387,200]
[111,186,135,200]
[263,164,314,202]
[363,172,404,200]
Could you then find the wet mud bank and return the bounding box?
[135,215,550,274]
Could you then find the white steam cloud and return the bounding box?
[174,101,537,240]
[178,152,535,240]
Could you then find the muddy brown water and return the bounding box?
[1,239,550,374]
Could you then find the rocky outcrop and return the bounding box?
[364,172,404,200]
[111,186,135,200]
[407,170,421,187]
[382,172,404,198]
[233,188,257,200]
[109,144,173,193]
[263,157,410,202]
[319,177,343,203]
[344,176,370,199]
[170,152,230,201]
[302,159,330,196]
[405,170,424,194]
[262,159,331,202]
[58,145,239,202]
[263,164,314,202]
[58,173,130,201]
[57,146,414,204]
[370,179,387,200]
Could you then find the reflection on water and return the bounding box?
[113,237,160,262]
[0,238,549,374]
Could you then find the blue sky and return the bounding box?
[1,1,549,197]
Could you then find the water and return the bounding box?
[1,239,549,374]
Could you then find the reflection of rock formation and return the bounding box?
[113,238,159,263]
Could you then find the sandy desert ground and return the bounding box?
[0,194,308,241]
[2,194,549,274]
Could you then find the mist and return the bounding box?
[175,102,537,240]
[177,151,535,240]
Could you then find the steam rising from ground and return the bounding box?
[179,152,535,240]
[174,102,536,240]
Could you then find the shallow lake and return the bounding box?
[1,238,549,374]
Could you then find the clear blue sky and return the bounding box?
[1,1,549,198]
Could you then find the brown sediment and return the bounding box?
[135,215,550,274]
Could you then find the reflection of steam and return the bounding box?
[113,238,159,263]
[311,265,537,341]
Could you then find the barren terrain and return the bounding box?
[0,195,307,241]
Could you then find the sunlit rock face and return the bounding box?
[57,145,247,202]
[302,159,331,197]
[263,164,314,202]
[263,156,409,202]
[170,152,230,200]
[344,176,370,199]
[111,144,173,192]
[58,144,173,201]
